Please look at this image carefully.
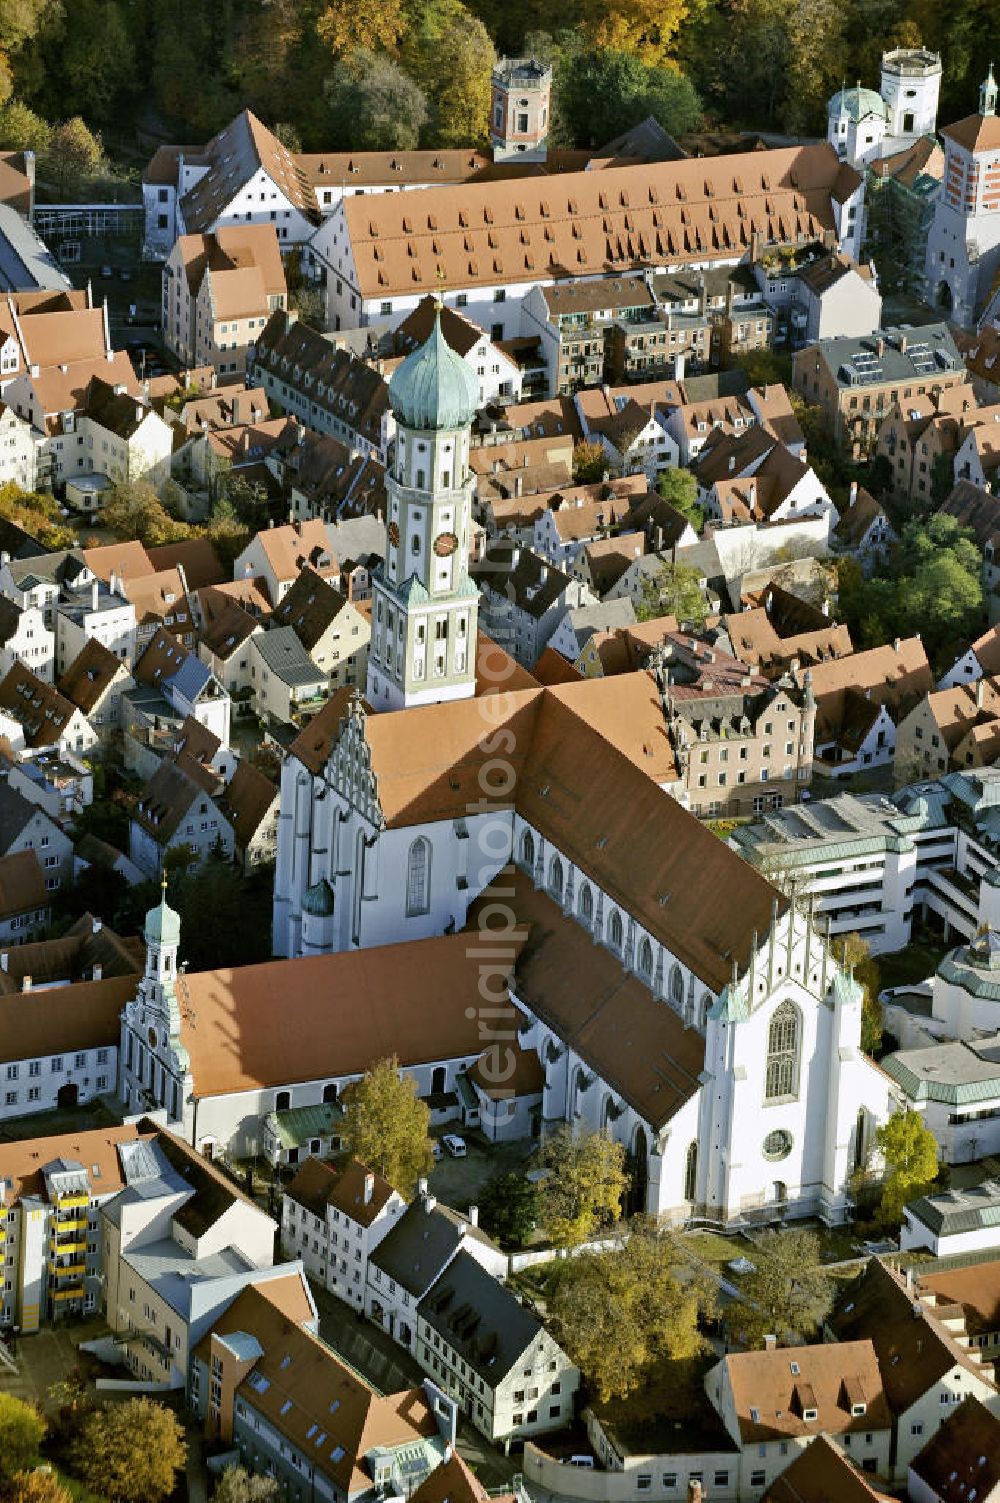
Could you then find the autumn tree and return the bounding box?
[572,440,607,484]
[635,560,707,625]
[103,479,191,548]
[213,1467,280,1503]
[42,117,105,197]
[582,0,691,68]
[876,1108,938,1228]
[536,1127,628,1247]
[341,1056,434,1196]
[70,1398,185,1503]
[841,932,882,1056]
[726,1228,835,1348]
[0,1395,45,1483]
[548,1222,714,1400]
[401,0,495,147]
[327,52,428,152]
[5,1473,73,1503]
[317,0,405,60]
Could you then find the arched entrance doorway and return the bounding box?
[56,1082,78,1109]
[935,280,953,313]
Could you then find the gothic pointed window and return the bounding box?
[670,963,684,1008]
[684,1141,698,1202]
[520,829,535,869]
[765,1000,800,1102]
[549,856,564,900]
[406,836,431,916]
[608,909,623,953]
[638,937,653,981]
[579,883,593,923]
[699,992,712,1030]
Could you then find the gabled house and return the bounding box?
[218,759,279,869]
[833,482,897,573]
[163,224,288,379]
[798,637,933,778]
[907,1396,1000,1503]
[129,753,234,877]
[196,590,261,702]
[234,519,339,607]
[57,637,133,746]
[828,1259,998,1479]
[248,625,327,725]
[268,565,370,690]
[472,541,596,668]
[896,675,1000,781]
[132,626,231,747]
[0,596,53,683]
[0,777,73,887]
[707,1340,891,1494]
[281,1157,406,1310]
[0,660,98,758]
[0,848,49,944]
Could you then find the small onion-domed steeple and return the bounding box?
[388,303,479,432]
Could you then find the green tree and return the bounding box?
[478,1170,538,1246]
[57,0,134,121]
[318,0,406,59]
[168,853,276,971]
[0,1395,45,1484]
[548,1223,714,1400]
[103,479,191,548]
[223,473,271,532]
[327,51,428,151]
[536,1127,628,1247]
[0,99,50,154]
[726,1228,835,1348]
[341,1056,434,1196]
[213,1467,281,1503]
[635,560,707,625]
[930,451,956,508]
[202,500,250,571]
[876,1107,938,1227]
[841,932,882,1056]
[70,1398,185,1503]
[42,116,105,196]
[657,467,704,531]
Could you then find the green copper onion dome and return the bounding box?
[388,305,479,431]
[302,878,335,917]
[829,86,889,123]
[145,876,180,948]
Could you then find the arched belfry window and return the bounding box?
[765,1001,801,1102]
[406,837,431,916]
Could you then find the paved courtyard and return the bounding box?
[0,1317,109,1410]
[426,1133,536,1213]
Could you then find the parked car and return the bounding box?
[565,1457,595,1470]
[99,265,113,279]
[431,1141,443,1162]
[442,1134,467,1158]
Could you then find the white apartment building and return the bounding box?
[0,599,53,682]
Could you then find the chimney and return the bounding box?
[364,1172,374,1205]
[22,974,31,992]
[468,1205,479,1227]
[849,479,858,505]
[763,1333,777,1351]
[875,337,885,357]
[977,678,986,710]
[423,1191,437,1213]
[93,962,102,982]
[905,1267,914,1293]
[0,952,7,972]
[728,455,736,473]
[91,580,99,613]
[899,332,908,354]
[687,1484,703,1503]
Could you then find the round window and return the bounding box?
[763,1129,792,1161]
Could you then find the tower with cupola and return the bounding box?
[366,307,480,711]
[925,65,1000,327]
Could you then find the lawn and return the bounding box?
[879,930,951,993]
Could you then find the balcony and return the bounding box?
[56,1217,87,1232]
[51,1285,85,1302]
[49,1260,86,1279]
[52,1241,86,1256]
[55,1194,89,1210]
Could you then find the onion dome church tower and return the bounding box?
[366,306,481,711]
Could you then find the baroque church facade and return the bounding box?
[258,311,900,1227]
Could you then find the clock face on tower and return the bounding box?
[387,521,400,547]
[433,531,458,557]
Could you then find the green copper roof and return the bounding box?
[711,981,749,1023]
[303,878,335,917]
[145,885,180,948]
[830,86,889,123]
[388,308,479,432]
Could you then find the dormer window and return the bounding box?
[802,1407,818,1422]
[851,1402,866,1416]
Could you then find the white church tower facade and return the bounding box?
[366,307,480,712]
[925,67,1000,327]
